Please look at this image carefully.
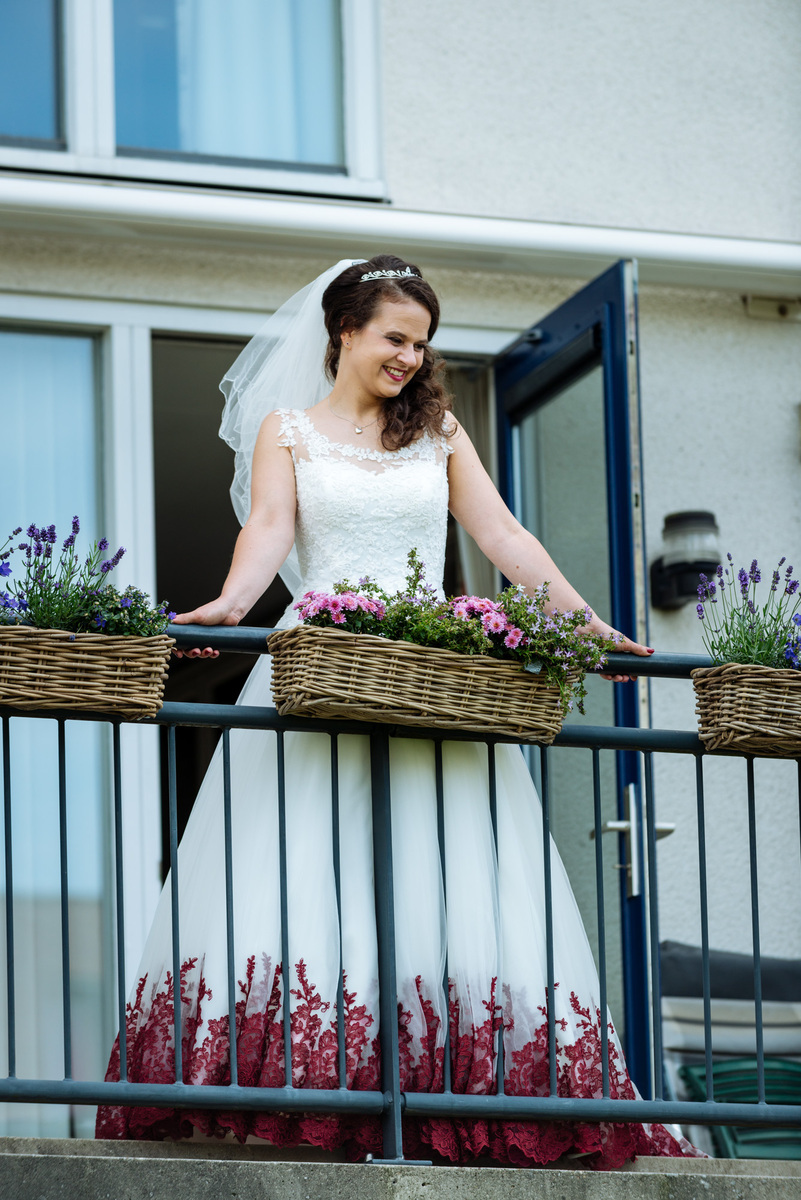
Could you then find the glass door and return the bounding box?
[494,260,653,1093]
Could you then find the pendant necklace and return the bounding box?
[328,397,379,436]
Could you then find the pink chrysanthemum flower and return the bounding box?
[331,611,346,624]
[504,626,523,649]
[341,592,359,611]
[482,611,507,635]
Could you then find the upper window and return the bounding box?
[0,0,381,198]
[114,0,344,171]
[0,0,63,146]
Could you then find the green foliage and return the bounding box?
[295,549,616,714]
[0,519,174,637]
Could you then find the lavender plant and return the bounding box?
[0,518,175,636]
[696,555,801,669]
[294,549,617,713]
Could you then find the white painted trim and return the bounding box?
[1,175,799,292]
[0,292,519,355]
[92,0,117,158]
[342,0,383,184]
[104,324,163,975]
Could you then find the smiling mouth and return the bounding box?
[383,366,406,382]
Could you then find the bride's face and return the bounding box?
[341,298,431,400]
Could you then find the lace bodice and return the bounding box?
[276,409,451,626]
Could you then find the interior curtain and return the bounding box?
[175,0,342,165]
[0,331,107,1139]
[449,366,501,599]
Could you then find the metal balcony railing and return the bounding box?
[1,628,800,1161]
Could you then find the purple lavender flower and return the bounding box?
[696,603,705,619]
[787,579,800,597]
[716,564,724,579]
[11,527,21,537]
[749,559,761,584]
[738,567,749,597]
[98,538,109,553]
[71,516,80,535]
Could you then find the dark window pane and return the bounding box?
[0,0,61,143]
[114,0,344,169]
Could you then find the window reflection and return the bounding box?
[0,0,62,145]
[114,0,345,169]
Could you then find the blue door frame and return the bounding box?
[494,260,653,1095]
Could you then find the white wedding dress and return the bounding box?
[97,410,701,1168]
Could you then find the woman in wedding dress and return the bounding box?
[96,255,701,1168]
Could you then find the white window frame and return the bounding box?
[0,0,385,200]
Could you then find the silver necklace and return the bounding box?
[328,397,379,435]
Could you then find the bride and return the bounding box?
[96,255,700,1169]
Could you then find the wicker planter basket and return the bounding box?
[0,627,174,721]
[268,624,575,743]
[692,663,801,758]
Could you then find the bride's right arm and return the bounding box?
[172,413,296,657]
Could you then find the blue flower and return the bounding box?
[120,596,133,608]
[793,613,801,627]
[0,562,10,577]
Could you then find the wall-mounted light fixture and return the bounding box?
[650,511,721,610]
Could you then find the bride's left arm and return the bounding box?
[446,419,653,682]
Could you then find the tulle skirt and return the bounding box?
[96,655,701,1169]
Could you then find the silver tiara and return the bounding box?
[359,267,420,283]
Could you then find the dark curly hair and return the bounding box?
[321,254,452,452]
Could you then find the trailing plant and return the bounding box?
[0,518,175,636]
[294,549,618,713]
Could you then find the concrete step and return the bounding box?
[1,1137,799,1200]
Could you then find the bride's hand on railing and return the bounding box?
[170,600,241,658]
[582,613,654,683]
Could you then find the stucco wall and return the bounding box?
[382,0,801,242]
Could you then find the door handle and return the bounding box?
[590,790,675,900]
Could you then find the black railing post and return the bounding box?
[488,741,504,1096]
[539,744,557,1097]
[434,740,452,1095]
[2,716,16,1079]
[369,731,415,1164]
[222,729,238,1087]
[167,724,183,1084]
[112,723,127,1082]
[591,748,610,1097]
[57,720,72,1083]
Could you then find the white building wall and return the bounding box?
[382,0,801,242]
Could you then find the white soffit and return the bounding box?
[1,175,800,293]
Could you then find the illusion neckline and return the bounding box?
[292,408,431,461]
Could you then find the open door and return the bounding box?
[494,260,653,1093]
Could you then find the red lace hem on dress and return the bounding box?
[95,954,703,1170]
